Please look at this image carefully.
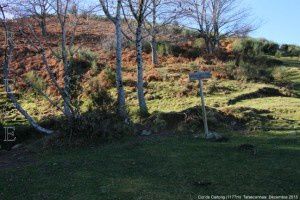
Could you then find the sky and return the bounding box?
[245,0,300,45]
[3,0,299,45]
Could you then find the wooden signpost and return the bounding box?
[189,71,212,138]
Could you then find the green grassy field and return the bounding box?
[0,134,299,199]
[0,57,300,199]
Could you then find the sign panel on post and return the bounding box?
[189,71,212,138]
[189,71,212,81]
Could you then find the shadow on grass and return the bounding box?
[227,87,290,105]
[0,132,299,199]
[280,57,300,68]
[2,102,294,150]
[0,107,131,150]
[140,106,245,135]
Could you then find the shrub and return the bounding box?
[101,37,116,52]
[157,42,168,56]
[143,41,152,53]
[222,61,274,83]
[185,48,201,58]
[123,40,135,49]
[157,40,200,58]
[71,49,99,75]
[233,38,279,57]
[272,66,290,84]
[99,66,115,88]
[152,114,167,132]
[193,38,206,49]
[157,41,186,57]
[145,68,162,82]
[222,61,237,79]
[54,110,133,147]
[123,73,136,87]
[206,79,219,94]
[68,49,99,104]
[232,38,263,58]
[168,44,184,57]
[249,55,283,67]
[171,22,183,34]
[275,50,282,58]
[288,45,300,56]
[233,38,283,67]
[76,49,98,64]
[261,40,279,55]
[234,62,273,82]
[188,61,199,71]
[82,77,113,111]
[91,87,113,111]
[182,29,199,38]
[279,44,300,57]
[54,81,131,146]
[24,71,47,94]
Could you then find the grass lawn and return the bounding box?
[0,134,299,200]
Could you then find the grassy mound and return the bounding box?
[143,106,242,134]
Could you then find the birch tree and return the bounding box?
[0,4,54,135]
[54,0,73,118]
[49,0,87,118]
[146,0,177,66]
[123,0,152,116]
[99,0,127,118]
[178,0,254,54]
[148,0,159,66]
[16,0,81,120]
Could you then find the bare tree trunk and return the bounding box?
[204,36,212,54]
[5,88,54,135]
[150,0,158,66]
[1,11,54,134]
[115,1,127,118]
[40,15,47,36]
[151,35,158,66]
[126,0,149,116]
[210,40,215,54]
[61,25,72,118]
[99,0,127,118]
[136,25,148,116]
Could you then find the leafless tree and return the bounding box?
[0,3,54,134]
[10,0,54,36]
[178,0,254,54]
[99,0,127,118]
[122,0,152,116]
[145,0,177,66]
[53,0,77,118]
[16,0,81,120]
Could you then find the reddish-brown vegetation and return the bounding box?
[0,17,234,93]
